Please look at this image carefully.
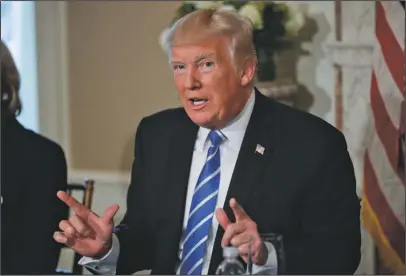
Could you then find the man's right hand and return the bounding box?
[53,190,119,258]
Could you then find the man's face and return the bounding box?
[170,36,253,129]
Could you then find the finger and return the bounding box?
[239,235,261,254]
[69,214,93,237]
[215,208,231,230]
[57,191,90,218]
[229,198,249,221]
[101,204,120,223]
[230,233,255,248]
[82,204,119,236]
[221,223,247,247]
[59,220,78,238]
[53,231,74,247]
[53,231,68,243]
[238,243,251,256]
[57,191,104,235]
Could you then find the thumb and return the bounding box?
[102,204,119,223]
[215,208,231,230]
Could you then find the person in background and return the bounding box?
[54,9,361,275]
[1,40,68,274]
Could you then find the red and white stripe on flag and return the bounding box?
[362,1,405,274]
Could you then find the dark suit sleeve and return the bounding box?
[115,119,155,274]
[20,145,68,274]
[284,132,361,275]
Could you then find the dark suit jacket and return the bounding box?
[1,117,68,275]
[115,90,361,275]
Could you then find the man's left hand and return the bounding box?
[215,198,268,266]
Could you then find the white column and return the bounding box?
[324,1,376,274]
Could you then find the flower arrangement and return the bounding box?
[160,1,305,82]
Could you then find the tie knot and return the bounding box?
[208,130,225,148]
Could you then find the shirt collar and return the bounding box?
[195,89,256,152]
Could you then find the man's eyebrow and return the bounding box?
[170,53,216,65]
[195,53,216,63]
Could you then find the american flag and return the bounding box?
[362,1,405,274]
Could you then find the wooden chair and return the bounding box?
[56,178,95,275]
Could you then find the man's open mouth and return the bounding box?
[189,98,208,106]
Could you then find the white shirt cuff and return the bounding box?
[78,234,120,275]
[252,241,278,275]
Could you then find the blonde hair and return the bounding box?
[163,9,257,71]
[1,40,22,116]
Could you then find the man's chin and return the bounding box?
[187,112,216,129]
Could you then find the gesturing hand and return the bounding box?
[53,191,119,258]
[215,198,268,266]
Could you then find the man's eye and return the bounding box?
[200,61,214,71]
[203,61,214,68]
[173,64,185,71]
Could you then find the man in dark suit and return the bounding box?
[1,40,68,274]
[54,9,361,275]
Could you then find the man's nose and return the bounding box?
[185,69,201,90]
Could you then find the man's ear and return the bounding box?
[240,58,257,86]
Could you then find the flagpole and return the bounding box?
[334,0,343,131]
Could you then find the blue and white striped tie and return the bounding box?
[179,130,225,275]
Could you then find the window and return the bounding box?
[1,1,39,132]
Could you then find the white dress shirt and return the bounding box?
[80,90,277,275]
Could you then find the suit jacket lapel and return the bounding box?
[208,89,280,274]
[156,111,199,274]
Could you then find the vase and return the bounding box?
[255,49,277,82]
[255,80,298,106]
[255,51,298,106]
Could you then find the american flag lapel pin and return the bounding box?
[255,144,265,155]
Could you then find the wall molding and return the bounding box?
[324,41,375,68]
[68,169,131,185]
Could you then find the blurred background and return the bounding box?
[1,1,404,274]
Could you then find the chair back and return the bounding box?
[66,179,95,209]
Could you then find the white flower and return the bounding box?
[285,5,305,35]
[193,1,221,10]
[238,3,263,30]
